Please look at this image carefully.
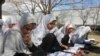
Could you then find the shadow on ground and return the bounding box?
[87,46,100,54]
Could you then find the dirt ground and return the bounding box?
[85,34,100,56]
[89,34,100,42]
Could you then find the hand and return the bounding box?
[65,46,69,50]
[61,44,69,50]
[23,34,32,45]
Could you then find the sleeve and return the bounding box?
[27,43,39,52]
[31,30,44,46]
[2,31,16,56]
[61,35,69,46]
[2,31,25,56]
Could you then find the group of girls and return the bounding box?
[0,13,92,56]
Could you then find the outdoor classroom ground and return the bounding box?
[85,33,100,56]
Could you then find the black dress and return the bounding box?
[14,53,27,56]
[61,34,70,46]
[27,43,46,56]
[14,43,46,56]
[40,33,61,53]
[61,34,74,50]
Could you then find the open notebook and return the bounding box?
[63,44,85,54]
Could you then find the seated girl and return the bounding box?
[52,22,85,56]
[31,14,60,54]
[23,33,46,56]
[74,26,92,44]
[55,22,76,50]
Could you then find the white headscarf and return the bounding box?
[2,30,26,56]
[76,26,91,38]
[0,31,4,55]
[0,19,4,55]
[55,22,75,45]
[2,16,20,33]
[50,27,58,33]
[2,17,26,56]
[72,26,91,43]
[20,13,35,27]
[85,26,91,33]
[0,19,3,26]
[31,14,56,46]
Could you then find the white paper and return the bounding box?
[63,47,79,54]
[47,51,72,56]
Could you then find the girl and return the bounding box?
[21,13,46,56]
[74,26,92,44]
[2,17,27,56]
[31,14,59,53]
[55,22,76,50]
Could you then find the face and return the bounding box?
[9,23,16,28]
[26,24,33,31]
[68,28,75,34]
[65,27,75,34]
[21,25,30,34]
[47,20,56,30]
[23,33,31,44]
[26,23,36,31]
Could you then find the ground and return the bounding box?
[85,33,100,56]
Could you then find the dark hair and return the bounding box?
[49,20,56,25]
[31,23,36,25]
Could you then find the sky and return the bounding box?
[4,0,100,11]
[53,0,100,10]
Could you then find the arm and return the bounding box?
[61,35,70,50]
[60,44,69,50]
